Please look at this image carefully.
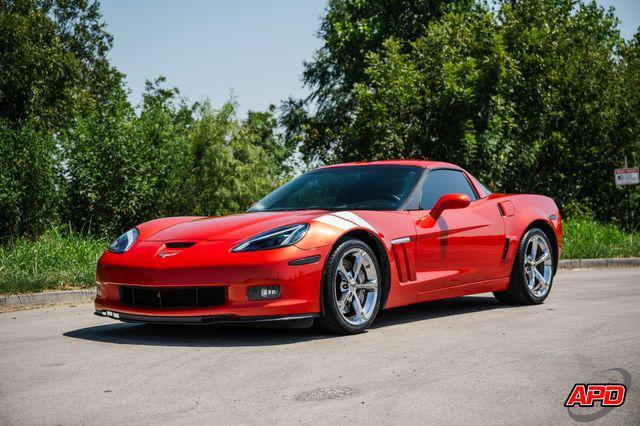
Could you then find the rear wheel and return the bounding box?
[317,239,381,334]
[494,228,554,305]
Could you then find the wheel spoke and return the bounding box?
[530,238,538,260]
[351,295,365,320]
[534,251,550,265]
[356,279,377,291]
[337,291,352,311]
[351,252,363,279]
[338,263,352,283]
[533,269,547,287]
[527,270,535,288]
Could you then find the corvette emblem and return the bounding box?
[158,251,179,258]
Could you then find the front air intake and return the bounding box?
[119,286,225,309]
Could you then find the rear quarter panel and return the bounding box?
[492,194,562,278]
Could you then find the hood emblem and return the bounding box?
[158,251,179,258]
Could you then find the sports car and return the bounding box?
[95,160,562,334]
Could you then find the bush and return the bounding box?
[0,118,59,239]
[63,94,158,236]
[61,90,293,237]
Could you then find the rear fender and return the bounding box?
[493,195,562,277]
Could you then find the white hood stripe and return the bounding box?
[314,211,375,231]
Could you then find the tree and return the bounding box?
[284,0,472,165]
[498,0,631,224]
[187,102,293,216]
[137,77,196,218]
[63,92,156,236]
[0,118,59,237]
[0,0,123,238]
[347,4,516,187]
[611,31,640,226]
[0,0,121,129]
[284,0,640,228]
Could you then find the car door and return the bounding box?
[409,169,506,290]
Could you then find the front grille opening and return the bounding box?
[165,242,196,249]
[119,286,225,309]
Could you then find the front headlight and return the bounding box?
[232,223,309,252]
[108,228,139,254]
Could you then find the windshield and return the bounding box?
[249,165,423,212]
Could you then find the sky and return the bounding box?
[100,0,640,117]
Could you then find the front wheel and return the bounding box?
[494,228,555,305]
[316,239,381,334]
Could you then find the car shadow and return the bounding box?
[63,295,510,348]
[372,295,507,329]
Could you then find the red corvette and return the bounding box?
[95,160,562,334]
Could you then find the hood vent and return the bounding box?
[165,242,196,249]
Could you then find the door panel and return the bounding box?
[411,198,505,290]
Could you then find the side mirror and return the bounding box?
[430,194,470,218]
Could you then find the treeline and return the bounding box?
[0,0,294,238]
[283,0,640,229]
[1,0,640,241]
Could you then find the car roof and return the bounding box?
[316,159,462,170]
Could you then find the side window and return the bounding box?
[474,178,492,198]
[420,170,477,210]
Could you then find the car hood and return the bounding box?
[145,210,330,243]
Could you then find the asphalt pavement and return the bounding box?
[1,268,639,425]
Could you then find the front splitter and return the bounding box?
[94,310,318,326]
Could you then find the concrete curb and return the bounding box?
[0,289,95,311]
[558,257,640,270]
[1,258,639,311]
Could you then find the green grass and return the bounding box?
[562,219,640,259]
[0,227,108,294]
[1,220,639,294]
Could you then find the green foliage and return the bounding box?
[0,226,108,293]
[284,0,640,229]
[0,118,59,238]
[563,219,640,259]
[187,102,293,216]
[0,0,121,128]
[0,1,294,240]
[61,82,291,236]
[63,92,157,236]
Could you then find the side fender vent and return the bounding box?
[391,238,416,282]
[501,238,511,261]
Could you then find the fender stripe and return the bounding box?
[331,211,375,231]
[314,214,355,230]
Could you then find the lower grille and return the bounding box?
[119,286,225,309]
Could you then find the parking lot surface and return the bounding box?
[1,268,639,425]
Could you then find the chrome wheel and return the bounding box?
[334,248,379,326]
[524,234,553,298]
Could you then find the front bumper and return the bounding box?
[95,243,331,320]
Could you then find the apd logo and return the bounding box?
[565,368,631,422]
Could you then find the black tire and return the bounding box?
[494,228,555,305]
[316,239,382,334]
